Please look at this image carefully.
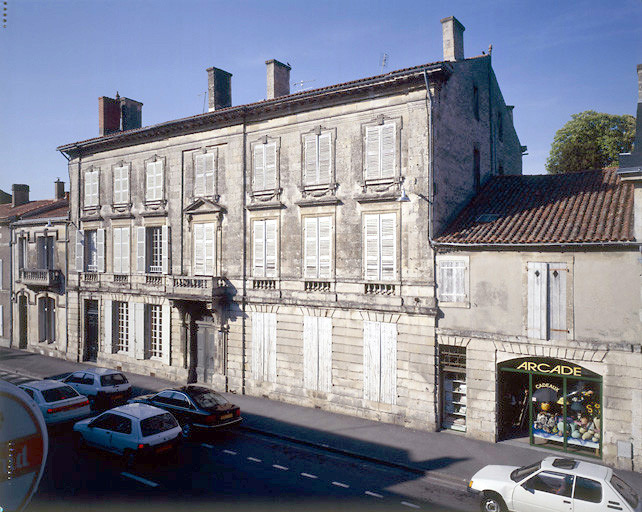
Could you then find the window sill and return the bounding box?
[246,201,284,211]
[438,301,470,309]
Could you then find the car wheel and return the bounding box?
[480,493,507,512]
[181,423,193,439]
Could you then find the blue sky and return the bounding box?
[1,0,640,199]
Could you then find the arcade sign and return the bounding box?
[500,357,600,379]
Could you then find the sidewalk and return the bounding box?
[2,347,640,492]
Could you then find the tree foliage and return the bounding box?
[546,110,635,174]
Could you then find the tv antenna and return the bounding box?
[380,53,389,74]
[292,79,316,92]
[198,91,207,113]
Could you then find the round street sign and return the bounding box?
[0,380,48,512]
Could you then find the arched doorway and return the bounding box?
[498,357,602,458]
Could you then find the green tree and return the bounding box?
[546,110,635,174]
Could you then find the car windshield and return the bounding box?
[100,373,128,386]
[41,385,79,403]
[611,474,639,509]
[510,461,541,482]
[140,413,178,437]
[188,388,228,408]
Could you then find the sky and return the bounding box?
[0,0,640,200]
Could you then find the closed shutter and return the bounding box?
[318,133,331,185]
[527,262,548,339]
[381,123,395,178]
[253,145,264,191]
[146,161,163,201]
[303,316,318,390]
[128,301,135,355]
[193,223,204,275]
[205,152,215,196]
[304,135,317,186]
[136,227,146,273]
[363,321,380,402]
[0,259,2,289]
[96,229,105,273]
[114,166,128,204]
[253,221,265,277]
[265,143,277,191]
[84,173,91,206]
[318,317,332,392]
[265,312,277,383]
[194,154,205,196]
[113,228,122,273]
[92,171,99,205]
[204,223,215,275]
[379,322,397,405]
[251,312,264,380]
[104,300,112,354]
[121,228,130,273]
[364,215,380,280]
[134,302,145,359]
[161,225,170,274]
[38,299,45,342]
[365,126,380,180]
[549,264,567,341]
[380,213,396,280]
[145,163,153,200]
[304,217,318,278]
[318,217,331,279]
[75,230,84,272]
[265,219,277,278]
[161,303,171,365]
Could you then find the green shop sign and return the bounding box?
[499,357,600,379]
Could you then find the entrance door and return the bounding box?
[196,321,220,384]
[18,295,27,349]
[84,300,99,362]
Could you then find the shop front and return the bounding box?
[498,357,602,458]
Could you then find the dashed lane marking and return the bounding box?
[365,491,383,498]
[301,472,318,479]
[272,464,289,471]
[121,472,159,488]
[401,501,420,509]
[332,481,350,488]
[223,450,237,455]
[247,457,262,463]
[201,443,214,449]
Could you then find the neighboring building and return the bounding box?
[0,183,68,348]
[56,15,522,433]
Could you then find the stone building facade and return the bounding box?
[57,17,522,433]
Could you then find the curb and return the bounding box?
[240,424,468,489]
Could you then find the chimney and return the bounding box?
[207,67,233,111]
[120,97,143,131]
[441,16,465,61]
[506,105,515,123]
[266,59,291,99]
[99,94,143,135]
[54,179,65,200]
[12,184,29,208]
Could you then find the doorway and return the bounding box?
[18,295,27,349]
[196,320,221,384]
[84,300,99,362]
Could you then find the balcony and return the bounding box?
[19,269,62,289]
[167,276,227,299]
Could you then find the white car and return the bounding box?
[18,380,91,425]
[73,403,182,465]
[62,368,132,408]
[469,456,640,512]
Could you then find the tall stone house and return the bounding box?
[57,17,522,434]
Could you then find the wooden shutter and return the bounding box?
[84,173,91,206]
[265,219,277,278]
[363,321,380,402]
[318,217,331,279]
[204,152,215,196]
[75,230,84,272]
[121,227,130,273]
[136,227,146,273]
[92,171,99,205]
[549,263,567,341]
[194,154,205,196]
[265,312,277,383]
[365,126,380,180]
[318,133,331,185]
[253,145,265,191]
[303,316,318,390]
[38,299,45,342]
[128,301,135,355]
[364,215,380,280]
[381,123,395,178]
[134,302,145,359]
[161,225,170,274]
[156,161,164,200]
[304,135,317,186]
[0,259,2,289]
[104,300,112,354]
[380,213,396,280]
[379,322,397,404]
[113,228,122,274]
[304,217,318,278]
[204,223,215,275]
[527,262,548,339]
[193,223,204,275]
[253,221,265,277]
[318,317,332,392]
[145,163,154,201]
[161,303,171,365]
[265,143,277,191]
[96,229,105,273]
[251,312,264,380]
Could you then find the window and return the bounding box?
[132,302,170,363]
[84,169,99,208]
[437,257,469,305]
[473,85,479,121]
[90,412,121,431]
[145,160,164,202]
[193,223,216,276]
[363,321,396,404]
[574,477,602,503]
[527,262,568,340]
[111,416,132,435]
[365,123,396,180]
[136,226,169,274]
[523,471,573,498]
[100,373,127,386]
[253,219,277,278]
[41,386,78,403]
[194,152,216,197]
[303,132,332,187]
[38,297,55,343]
[37,236,54,270]
[140,413,178,437]
[113,165,129,205]
[148,304,162,359]
[304,216,332,279]
[112,227,130,274]
[473,147,480,192]
[83,230,105,273]
[0,259,3,289]
[303,316,332,392]
[364,213,396,281]
[114,301,129,353]
[251,312,277,382]
[253,142,277,192]
[17,237,26,270]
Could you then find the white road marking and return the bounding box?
[365,491,383,498]
[223,449,237,455]
[300,472,318,479]
[201,443,214,449]
[121,472,159,488]
[272,464,289,470]
[247,457,262,463]
[332,481,350,488]
[401,501,420,509]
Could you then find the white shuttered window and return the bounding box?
[304,216,332,279]
[364,213,396,281]
[112,227,130,274]
[438,259,467,303]
[365,123,396,180]
[303,133,332,186]
[193,223,216,275]
[303,316,332,392]
[253,219,277,278]
[84,170,99,207]
[251,312,277,382]
[194,152,216,197]
[363,321,396,404]
[145,161,164,202]
[527,262,567,341]
[253,143,277,192]
[113,165,129,204]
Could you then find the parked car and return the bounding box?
[73,403,182,465]
[468,456,640,512]
[62,368,132,408]
[129,385,241,438]
[18,380,91,425]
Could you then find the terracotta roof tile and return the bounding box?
[435,169,634,245]
[0,199,60,221]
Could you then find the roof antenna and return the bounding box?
[198,90,207,113]
[292,79,316,92]
[380,53,388,74]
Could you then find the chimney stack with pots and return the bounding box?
[99,93,143,135]
[12,184,29,208]
[441,16,465,62]
[266,59,291,99]
[207,67,233,111]
[54,179,65,200]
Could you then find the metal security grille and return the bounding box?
[149,227,162,273]
[116,301,128,352]
[439,345,466,370]
[440,345,467,432]
[149,304,162,358]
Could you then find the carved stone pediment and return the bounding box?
[184,198,226,220]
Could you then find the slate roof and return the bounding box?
[435,169,635,245]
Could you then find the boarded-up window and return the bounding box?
[304,216,332,279]
[193,223,216,276]
[253,143,277,192]
[527,262,567,341]
[365,123,395,180]
[84,170,99,207]
[363,321,396,404]
[253,219,277,278]
[303,316,332,392]
[145,160,164,202]
[194,151,216,197]
[303,133,332,186]
[438,259,467,303]
[251,312,277,383]
[364,213,396,281]
[113,165,129,204]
